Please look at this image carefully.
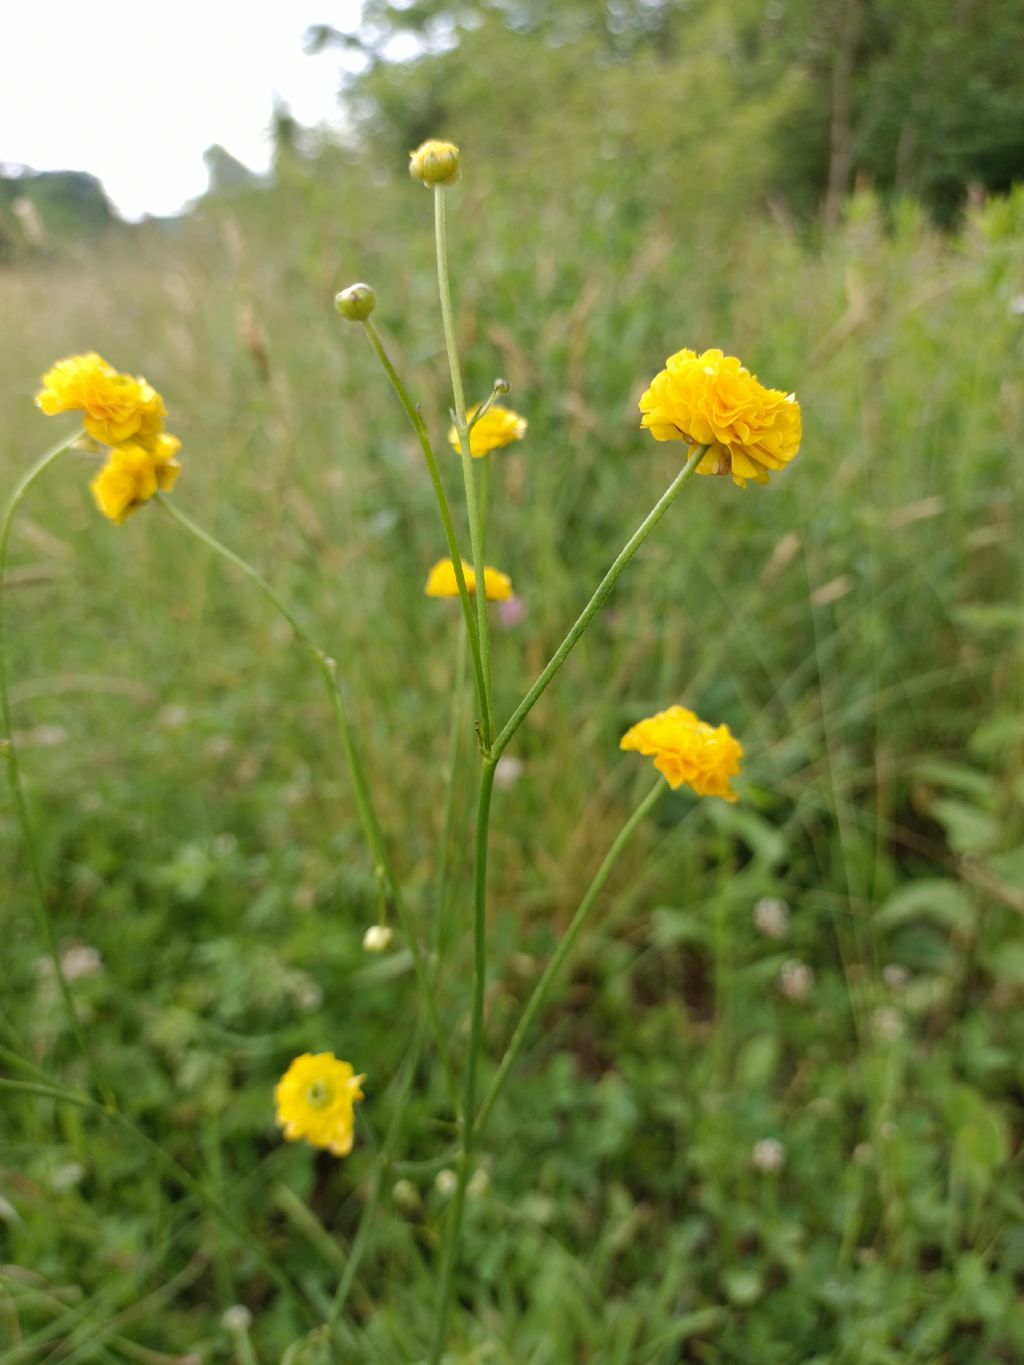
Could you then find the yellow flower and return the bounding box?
[639,348,801,488]
[448,403,527,459]
[36,352,166,447]
[90,438,181,525]
[620,705,743,801]
[274,1052,365,1158]
[425,558,513,602]
[37,352,183,524]
[409,139,461,186]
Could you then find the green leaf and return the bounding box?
[913,759,996,803]
[707,802,787,865]
[928,798,1000,853]
[983,845,1024,892]
[874,879,975,931]
[736,1033,780,1087]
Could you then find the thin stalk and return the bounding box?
[476,780,664,1137]
[360,317,487,728]
[493,444,709,761]
[0,1077,315,1323]
[157,496,459,1113]
[428,759,496,1364]
[433,622,470,959]
[0,431,112,1104]
[434,185,493,748]
[478,455,490,559]
[327,1010,425,1333]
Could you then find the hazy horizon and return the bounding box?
[2,2,364,220]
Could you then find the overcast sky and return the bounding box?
[2,2,364,220]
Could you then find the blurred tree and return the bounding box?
[204,145,260,195]
[0,167,114,262]
[308,0,1024,224]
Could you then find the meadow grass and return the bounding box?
[1,155,1022,1362]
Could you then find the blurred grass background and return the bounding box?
[2,2,1024,1360]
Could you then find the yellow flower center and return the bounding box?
[306,1080,333,1109]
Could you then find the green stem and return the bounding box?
[157,497,459,1114]
[434,622,470,960]
[428,759,496,1364]
[327,1010,425,1333]
[493,444,708,761]
[478,455,490,559]
[0,430,112,1105]
[434,185,494,749]
[476,780,664,1137]
[0,1077,315,1323]
[359,317,488,730]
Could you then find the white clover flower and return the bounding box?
[779,959,814,1001]
[751,1138,785,1173]
[753,896,790,939]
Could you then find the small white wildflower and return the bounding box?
[362,924,393,953]
[49,1161,85,1193]
[60,944,103,982]
[494,755,524,790]
[467,1165,491,1199]
[22,723,69,749]
[222,1305,253,1332]
[157,703,188,729]
[751,1138,786,1173]
[392,1178,421,1211]
[872,1006,905,1042]
[295,979,323,1013]
[882,963,909,991]
[778,959,814,1001]
[435,1168,458,1198]
[1009,294,1024,316]
[753,896,790,939]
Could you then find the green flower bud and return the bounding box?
[409,139,461,187]
[334,283,376,322]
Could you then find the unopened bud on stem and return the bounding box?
[335,283,376,322]
[409,139,461,187]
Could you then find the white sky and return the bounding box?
[2,2,365,220]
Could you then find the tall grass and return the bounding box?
[1,154,1022,1361]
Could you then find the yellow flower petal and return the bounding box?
[621,705,743,801]
[424,558,513,602]
[448,403,527,459]
[274,1052,365,1158]
[639,348,800,487]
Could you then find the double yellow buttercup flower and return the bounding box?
[621,705,744,801]
[640,347,801,488]
[36,352,182,524]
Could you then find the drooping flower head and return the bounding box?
[620,705,743,801]
[274,1052,365,1158]
[90,438,182,525]
[425,558,513,602]
[639,348,800,488]
[36,352,182,524]
[449,403,527,459]
[409,139,461,187]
